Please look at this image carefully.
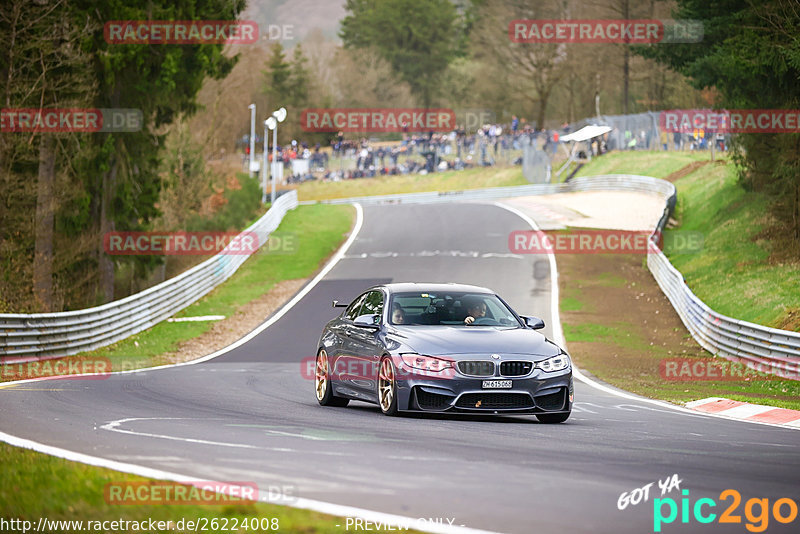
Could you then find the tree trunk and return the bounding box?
[99,154,117,303]
[794,179,799,244]
[33,134,55,311]
[622,0,630,114]
[536,87,551,131]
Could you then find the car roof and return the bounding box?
[372,282,495,295]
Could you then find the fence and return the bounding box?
[0,191,298,362]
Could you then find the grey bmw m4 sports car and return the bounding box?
[314,283,573,423]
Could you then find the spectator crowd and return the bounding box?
[236,113,726,184]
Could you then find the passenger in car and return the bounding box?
[391,304,406,324]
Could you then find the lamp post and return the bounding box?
[261,117,275,204]
[269,107,287,204]
[247,103,256,178]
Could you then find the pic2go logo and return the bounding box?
[653,489,798,532]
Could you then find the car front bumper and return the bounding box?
[395,368,574,414]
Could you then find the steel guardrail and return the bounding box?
[0,191,298,361]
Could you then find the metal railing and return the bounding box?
[647,247,800,379]
[0,191,298,361]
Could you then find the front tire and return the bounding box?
[315,349,349,407]
[378,357,399,416]
[536,411,570,423]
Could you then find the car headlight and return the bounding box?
[400,354,453,372]
[536,353,570,372]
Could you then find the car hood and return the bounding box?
[387,326,562,359]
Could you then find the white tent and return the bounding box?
[557,124,613,178]
[560,125,612,143]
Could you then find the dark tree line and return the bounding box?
[640,0,800,247]
[0,0,245,312]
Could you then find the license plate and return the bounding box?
[482,380,512,389]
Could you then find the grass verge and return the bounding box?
[0,442,423,534]
[573,149,710,179]
[664,160,800,330]
[294,165,526,202]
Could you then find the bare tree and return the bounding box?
[471,0,572,128]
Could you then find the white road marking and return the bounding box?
[343,250,519,259]
[167,315,226,322]
[571,405,598,414]
[101,418,264,450]
[100,417,369,456]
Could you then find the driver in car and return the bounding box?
[463,299,487,325]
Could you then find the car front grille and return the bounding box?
[500,361,533,377]
[535,388,567,411]
[457,361,495,377]
[455,393,534,410]
[415,388,454,410]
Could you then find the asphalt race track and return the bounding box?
[1,202,798,534]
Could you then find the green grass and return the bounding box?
[664,162,800,329]
[595,272,627,287]
[295,165,527,201]
[563,322,645,350]
[297,149,708,203]
[574,150,710,180]
[560,296,585,312]
[32,204,355,374]
[1,442,422,534]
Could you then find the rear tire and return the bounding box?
[315,349,349,407]
[536,411,570,424]
[378,357,399,416]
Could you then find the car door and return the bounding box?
[331,292,368,397]
[345,290,386,398]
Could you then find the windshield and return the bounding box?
[388,291,523,327]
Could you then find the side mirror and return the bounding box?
[521,315,545,329]
[332,300,348,308]
[353,314,380,329]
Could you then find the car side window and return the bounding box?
[344,293,367,321]
[361,290,384,321]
